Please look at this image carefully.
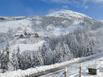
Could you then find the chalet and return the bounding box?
[34,33,39,38]
[15,31,25,38]
[15,30,39,39]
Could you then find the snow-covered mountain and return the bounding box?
[0,10,102,50]
[47,10,92,19]
[0,10,103,72]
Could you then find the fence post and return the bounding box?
[79,63,82,77]
[64,67,68,77]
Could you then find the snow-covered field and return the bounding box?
[10,40,45,53]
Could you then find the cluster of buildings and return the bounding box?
[14,27,39,39]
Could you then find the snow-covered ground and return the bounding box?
[81,57,103,77]
[0,52,103,77]
[0,10,103,77]
[10,40,45,53]
[0,19,32,33]
[47,10,92,19]
[40,52,103,77]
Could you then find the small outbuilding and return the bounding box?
[34,33,39,38]
[88,64,98,75]
[15,31,25,38]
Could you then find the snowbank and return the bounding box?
[0,52,103,77]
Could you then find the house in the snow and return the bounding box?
[15,27,40,39]
[15,31,25,38]
[34,33,39,38]
[24,27,40,38]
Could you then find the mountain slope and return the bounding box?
[47,10,92,19]
[0,10,103,72]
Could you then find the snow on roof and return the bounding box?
[88,64,97,69]
[15,26,34,37]
[15,31,24,36]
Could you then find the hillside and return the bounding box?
[0,10,103,72]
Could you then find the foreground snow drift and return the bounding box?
[0,52,103,77]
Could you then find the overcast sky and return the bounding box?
[0,0,103,19]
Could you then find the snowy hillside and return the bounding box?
[47,10,92,19]
[0,19,32,33]
[0,10,103,73]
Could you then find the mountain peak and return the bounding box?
[47,10,92,19]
